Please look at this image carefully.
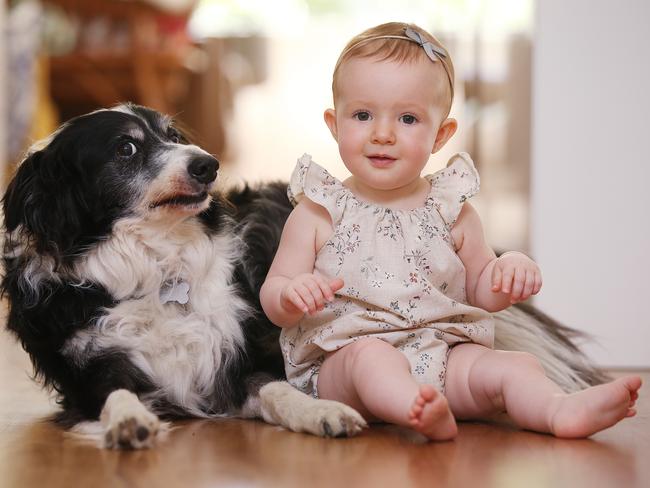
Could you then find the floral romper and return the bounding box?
[281,153,494,397]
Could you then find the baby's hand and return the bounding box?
[491,252,542,304]
[281,273,344,315]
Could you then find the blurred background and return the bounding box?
[0,0,648,368]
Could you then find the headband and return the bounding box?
[337,26,454,101]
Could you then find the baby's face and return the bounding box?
[329,56,450,193]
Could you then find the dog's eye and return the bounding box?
[116,142,137,158]
[168,128,181,144]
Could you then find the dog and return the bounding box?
[1,103,606,449]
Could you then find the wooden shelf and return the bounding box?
[44,0,194,116]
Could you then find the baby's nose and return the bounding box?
[371,121,396,144]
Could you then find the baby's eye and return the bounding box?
[400,114,417,125]
[353,111,371,122]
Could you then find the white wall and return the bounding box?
[531,0,650,367]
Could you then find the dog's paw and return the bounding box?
[302,399,368,438]
[257,381,368,438]
[100,389,162,449]
[104,408,161,450]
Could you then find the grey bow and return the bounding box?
[404,27,448,63]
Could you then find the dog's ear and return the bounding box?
[3,150,42,235]
[3,144,94,263]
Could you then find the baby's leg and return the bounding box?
[317,338,457,440]
[445,344,642,438]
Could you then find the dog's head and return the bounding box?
[2,103,219,263]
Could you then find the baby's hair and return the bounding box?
[332,22,455,115]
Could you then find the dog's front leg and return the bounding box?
[244,381,367,437]
[100,389,163,449]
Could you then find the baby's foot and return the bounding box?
[549,376,642,438]
[408,385,458,441]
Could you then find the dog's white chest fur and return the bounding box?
[64,216,250,415]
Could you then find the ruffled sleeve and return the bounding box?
[287,154,347,226]
[429,152,480,229]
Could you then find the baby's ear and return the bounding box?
[324,109,338,142]
[432,118,458,154]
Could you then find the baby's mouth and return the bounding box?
[367,155,397,167]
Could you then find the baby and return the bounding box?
[260,22,641,440]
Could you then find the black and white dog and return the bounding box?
[1,104,605,449]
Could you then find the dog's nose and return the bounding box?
[187,155,219,184]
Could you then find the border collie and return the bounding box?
[1,104,606,449]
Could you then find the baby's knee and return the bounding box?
[500,350,545,373]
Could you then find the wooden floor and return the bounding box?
[1,326,648,488]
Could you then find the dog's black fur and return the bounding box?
[1,104,606,445]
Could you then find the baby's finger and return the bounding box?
[521,270,535,301]
[286,287,308,314]
[304,279,326,310]
[491,265,503,292]
[510,268,526,302]
[329,277,345,294]
[313,275,336,302]
[296,284,317,313]
[501,266,515,294]
[533,272,543,295]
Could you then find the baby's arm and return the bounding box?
[260,199,343,328]
[451,202,542,312]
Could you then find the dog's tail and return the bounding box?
[494,303,610,392]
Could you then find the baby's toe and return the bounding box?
[411,402,423,415]
[418,385,437,402]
